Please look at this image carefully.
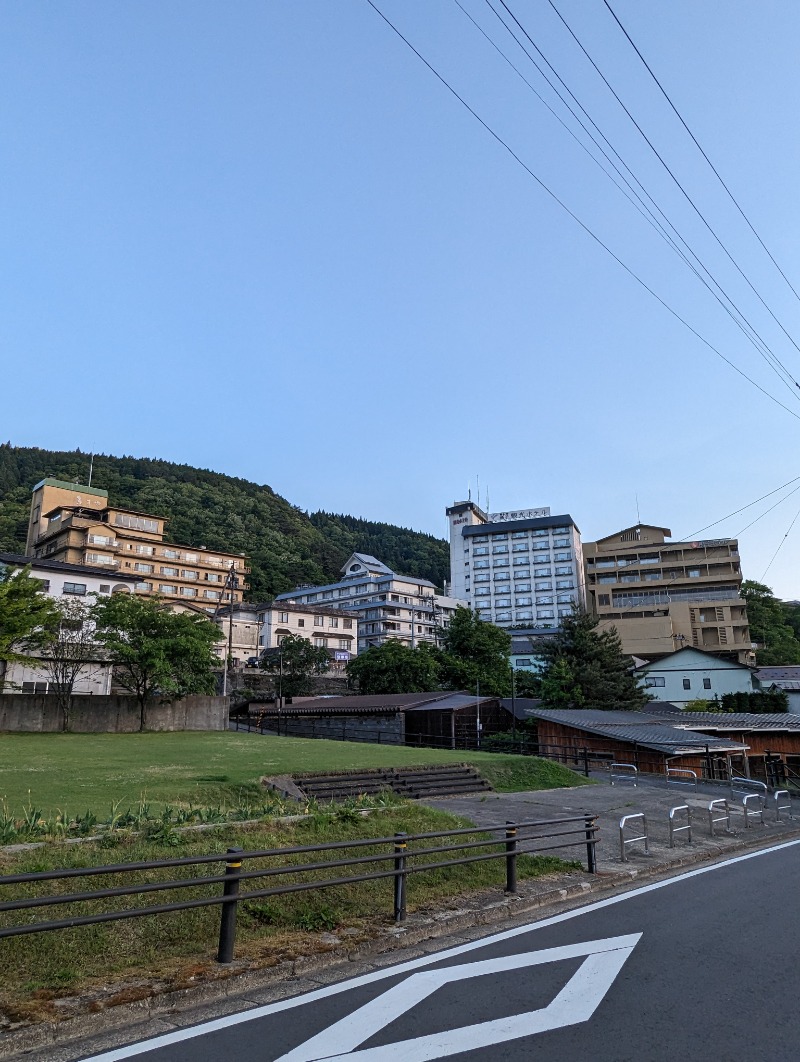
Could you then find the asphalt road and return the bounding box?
[81,839,800,1062]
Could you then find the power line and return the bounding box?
[681,474,800,539]
[736,481,800,537]
[481,0,800,403]
[602,0,800,309]
[762,504,800,581]
[542,0,800,379]
[364,0,800,424]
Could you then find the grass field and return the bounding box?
[0,732,589,818]
[0,804,584,1010]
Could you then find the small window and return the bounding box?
[297,618,305,627]
[314,615,324,627]
[279,611,289,623]
[99,584,110,593]
[598,594,610,606]
[63,582,87,596]
[683,678,691,690]
[645,676,666,688]
[703,678,711,690]
[329,617,339,628]
[343,619,353,629]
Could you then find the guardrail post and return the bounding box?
[505,822,518,894]
[393,833,407,922]
[775,790,793,822]
[584,813,597,873]
[582,749,589,778]
[216,847,243,964]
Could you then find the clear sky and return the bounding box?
[3,2,800,595]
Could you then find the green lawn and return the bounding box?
[0,732,589,817]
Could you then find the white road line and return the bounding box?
[83,838,800,1061]
[273,934,642,1062]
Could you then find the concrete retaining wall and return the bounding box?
[0,694,229,732]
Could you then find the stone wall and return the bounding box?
[0,694,228,733]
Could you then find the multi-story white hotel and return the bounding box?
[446,501,585,628]
[274,553,465,653]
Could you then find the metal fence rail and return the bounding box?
[666,768,698,792]
[619,813,648,861]
[610,764,638,787]
[774,790,793,822]
[708,799,731,837]
[0,814,598,963]
[668,805,692,848]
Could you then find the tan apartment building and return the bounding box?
[26,479,249,611]
[583,524,753,665]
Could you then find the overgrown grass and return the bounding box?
[0,805,583,1010]
[0,733,589,818]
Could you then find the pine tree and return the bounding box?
[538,610,650,711]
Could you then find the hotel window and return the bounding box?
[473,547,489,556]
[495,598,511,608]
[515,597,533,606]
[134,544,154,555]
[86,554,116,566]
[535,582,552,591]
[474,574,490,583]
[184,553,199,564]
[553,527,570,534]
[515,582,532,592]
[493,558,509,568]
[314,616,324,626]
[472,535,489,543]
[513,556,530,566]
[158,584,176,594]
[339,638,349,650]
[115,514,158,533]
[512,543,529,552]
[514,569,531,579]
[204,589,220,599]
[598,594,610,606]
[598,575,616,584]
[474,560,489,569]
[494,572,510,582]
[687,569,701,578]
[537,610,554,619]
[63,582,87,595]
[515,612,533,621]
[555,580,574,590]
[134,563,153,573]
[329,617,339,628]
[555,566,573,576]
[279,612,289,622]
[180,587,197,597]
[297,618,305,627]
[475,588,490,596]
[495,612,512,622]
[534,568,552,577]
[205,572,221,582]
[343,619,353,629]
[492,545,509,554]
[181,570,198,580]
[554,552,571,562]
[553,538,569,548]
[314,636,325,647]
[160,566,179,577]
[88,534,114,546]
[511,531,528,539]
[537,595,553,604]
[136,581,152,592]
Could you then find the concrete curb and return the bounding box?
[3,822,800,1060]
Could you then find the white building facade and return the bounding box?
[0,551,139,695]
[446,502,585,629]
[273,553,466,653]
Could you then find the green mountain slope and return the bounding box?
[0,445,448,599]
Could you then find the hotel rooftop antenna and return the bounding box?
[635,492,641,524]
[87,453,94,488]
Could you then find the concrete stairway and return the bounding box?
[293,765,492,803]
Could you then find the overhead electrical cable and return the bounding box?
[490,0,798,399]
[736,481,800,537]
[363,0,800,424]
[681,474,800,539]
[541,0,800,375]
[761,505,800,580]
[602,0,800,308]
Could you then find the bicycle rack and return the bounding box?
[708,798,731,836]
[610,763,638,787]
[742,793,764,828]
[666,767,698,792]
[774,789,793,822]
[619,813,648,861]
[668,804,692,848]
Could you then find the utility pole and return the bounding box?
[410,601,416,649]
[511,667,517,741]
[476,678,481,749]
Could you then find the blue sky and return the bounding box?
[3,2,800,595]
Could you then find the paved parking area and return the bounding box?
[423,775,799,871]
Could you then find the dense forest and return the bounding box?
[0,445,449,599]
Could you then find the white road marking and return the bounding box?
[274,934,641,1062]
[83,838,800,1061]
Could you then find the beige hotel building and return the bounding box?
[26,479,248,611]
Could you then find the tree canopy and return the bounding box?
[346,639,441,695]
[536,610,650,711]
[260,633,331,700]
[741,580,800,665]
[0,565,60,685]
[92,593,222,724]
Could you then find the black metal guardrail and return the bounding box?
[0,815,598,963]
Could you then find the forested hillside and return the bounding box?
[0,445,449,599]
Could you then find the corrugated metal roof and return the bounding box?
[404,693,496,713]
[526,708,746,753]
[673,713,800,731]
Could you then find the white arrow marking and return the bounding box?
[275,933,641,1062]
